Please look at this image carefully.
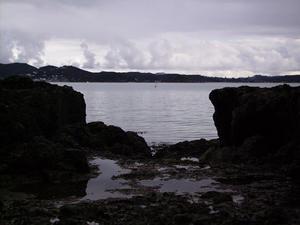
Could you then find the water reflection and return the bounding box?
[81,158,131,200]
[140,178,220,194]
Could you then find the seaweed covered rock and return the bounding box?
[209,85,300,172]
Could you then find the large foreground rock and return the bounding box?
[208,85,300,177]
[209,85,300,148]
[0,77,88,178]
[0,76,86,147]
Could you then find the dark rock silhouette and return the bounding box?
[85,122,151,158]
[208,85,300,177]
[56,122,151,158]
[0,77,88,178]
[210,85,300,147]
[0,76,86,146]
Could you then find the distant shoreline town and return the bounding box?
[1,63,300,83]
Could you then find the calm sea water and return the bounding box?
[55,82,298,144]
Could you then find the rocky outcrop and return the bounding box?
[154,139,219,159]
[56,121,151,159]
[0,76,151,181]
[209,85,300,148]
[0,76,88,179]
[0,76,86,147]
[208,85,300,176]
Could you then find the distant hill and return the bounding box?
[1,63,300,83]
[0,63,37,78]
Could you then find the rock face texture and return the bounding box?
[209,85,300,148]
[0,76,86,147]
[209,85,300,174]
[0,77,88,178]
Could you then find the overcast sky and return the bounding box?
[0,0,300,76]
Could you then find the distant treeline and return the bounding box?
[1,63,300,83]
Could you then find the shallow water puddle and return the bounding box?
[81,158,131,200]
[140,178,222,194]
[81,157,240,202]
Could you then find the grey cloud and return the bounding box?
[0,32,15,63]
[0,30,45,66]
[102,37,300,75]
[0,0,99,7]
[80,42,98,69]
[148,39,173,70]
[104,40,149,69]
[0,0,300,75]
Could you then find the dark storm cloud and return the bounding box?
[0,0,300,75]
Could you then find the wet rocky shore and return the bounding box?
[0,77,299,225]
